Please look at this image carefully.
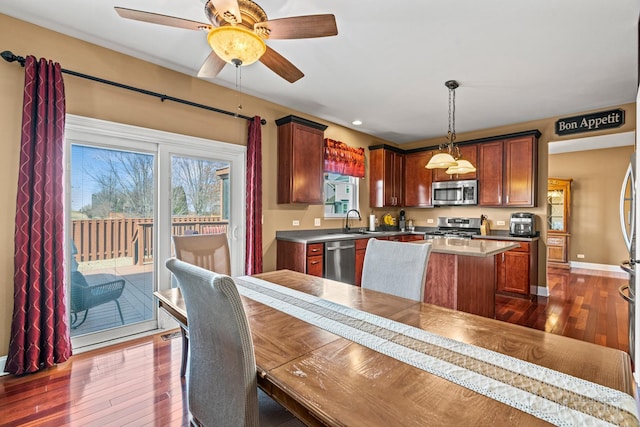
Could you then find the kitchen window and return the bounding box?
[323,172,359,218]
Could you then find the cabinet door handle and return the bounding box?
[309,260,321,265]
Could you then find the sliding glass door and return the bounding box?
[65,115,246,349]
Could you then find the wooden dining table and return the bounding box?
[154,269,638,426]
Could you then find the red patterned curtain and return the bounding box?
[323,138,365,178]
[245,116,263,274]
[6,56,71,375]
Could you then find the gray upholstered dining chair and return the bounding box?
[165,258,303,427]
[360,239,432,302]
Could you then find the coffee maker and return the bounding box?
[509,212,536,237]
[399,210,406,231]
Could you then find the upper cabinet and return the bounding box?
[276,115,328,204]
[478,133,539,207]
[432,144,478,182]
[369,146,404,207]
[404,150,434,207]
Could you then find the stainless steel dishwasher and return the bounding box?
[324,240,356,285]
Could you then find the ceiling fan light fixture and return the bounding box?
[207,26,266,65]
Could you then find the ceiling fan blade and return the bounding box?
[197,52,227,78]
[208,0,242,24]
[255,14,337,39]
[259,46,304,83]
[115,7,211,31]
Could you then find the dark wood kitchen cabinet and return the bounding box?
[277,240,324,277]
[404,150,434,207]
[478,134,538,207]
[495,240,538,296]
[477,140,503,205]
[432,144,478,182]
[369,146,404,207]
[276,115,328,204]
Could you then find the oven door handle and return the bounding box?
[619,284,634,303]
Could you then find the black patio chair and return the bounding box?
[70,270,126,329]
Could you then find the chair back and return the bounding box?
[361,239,432,301]
[165,258,259,426]
[172,233,231,275]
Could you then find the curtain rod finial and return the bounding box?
[1,50,25,66]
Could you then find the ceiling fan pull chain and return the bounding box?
[234,60,243,112]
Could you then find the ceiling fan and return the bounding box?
[115,0,338,83]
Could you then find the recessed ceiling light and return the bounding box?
[352,120,363,126]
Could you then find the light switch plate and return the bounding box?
[496,220,506,226]
[314,218,321,226]
[292,220,300,226]
[427,219,434,224]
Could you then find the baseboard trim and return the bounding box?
[532,286,549,297]
[570,261,624,272]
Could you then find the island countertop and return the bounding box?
[417,238,520,257]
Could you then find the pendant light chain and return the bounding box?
[426,79,475,173]
[449,86,456,143]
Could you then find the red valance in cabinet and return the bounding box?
[323,138,365,178]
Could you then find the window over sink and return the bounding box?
[323,172,359,218]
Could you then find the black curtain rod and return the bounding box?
[1,50,266,125]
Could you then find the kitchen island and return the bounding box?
[277,230,518,318]
[419,238,519,318]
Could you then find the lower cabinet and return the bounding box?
[277,240,324,278]
[495,240,538,296]
[306,243,324,277]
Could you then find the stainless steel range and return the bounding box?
[424,217,482,240]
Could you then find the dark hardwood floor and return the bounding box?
[0,267,632,426]
[496,267,630,353]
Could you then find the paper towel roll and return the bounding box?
[369,215,376,231]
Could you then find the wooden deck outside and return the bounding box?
[71,261,154,336]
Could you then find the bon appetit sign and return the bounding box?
[555,109,624,136]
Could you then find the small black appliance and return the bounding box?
[509,212,536,237]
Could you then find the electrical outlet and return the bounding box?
[292,220,300,226]
[427,218,434,224]
[577,254,585,259]
[496,220,506,226]
[314,218,321,226]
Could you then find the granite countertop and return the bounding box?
[414,238,520,257]
[275,229,424,243]
[276,228,539,244]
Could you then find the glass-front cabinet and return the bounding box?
[547,178,572,269]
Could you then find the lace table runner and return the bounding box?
[236,276,639,427]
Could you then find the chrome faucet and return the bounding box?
[344,209,361,232]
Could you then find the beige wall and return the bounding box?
[549,145,634,265]
[0,14,636,357]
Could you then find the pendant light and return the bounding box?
[426,80,476,174]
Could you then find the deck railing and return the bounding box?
[72,216,228,265]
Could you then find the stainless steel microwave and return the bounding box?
[432,179,478,206]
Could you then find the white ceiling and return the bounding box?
[1,0,639,144]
